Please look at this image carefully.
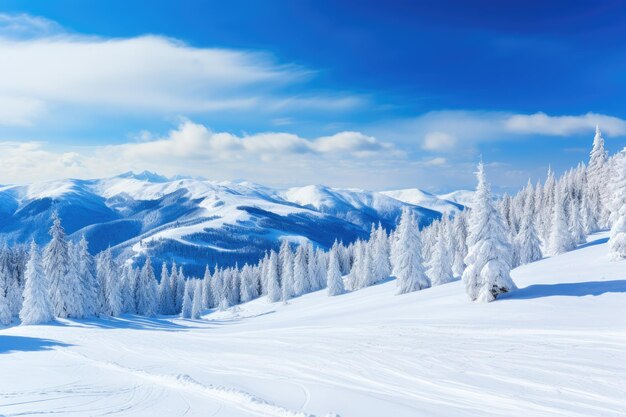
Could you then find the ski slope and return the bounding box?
[1,231,625,416]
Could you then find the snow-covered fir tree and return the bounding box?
[548,184,576,255]
[370,223,392,283]
[393,207,430,294]
[292,245,308,297]
[202,265,215,309]
[158,262,175,315]
[181,278,194,318]
[265,250,281,302]
[74,236,98,317]
[0,290,11,326]
[191,279,203,319]
[427,232,454,286]
[43,212,82,318]
[19,241,54,325]
[462,163,516,302]
[136,258,158,316]
[97,247,123,317]
[280,242,294,302]
[516,195,543,265]
[608,148,626,259]
[327,241,345,296]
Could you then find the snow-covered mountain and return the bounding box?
[0,172,463,277]
[380,188,464,215]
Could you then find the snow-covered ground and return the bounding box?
[1,231,625,416]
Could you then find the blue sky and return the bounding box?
[0,0,625,191]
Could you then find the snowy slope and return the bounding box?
[1,231,625,416]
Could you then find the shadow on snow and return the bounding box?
[0,335,71,354]
[503,279,626,300]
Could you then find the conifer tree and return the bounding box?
[393,207,430,294]
[427,233,454,286]
[327,242,345,296]
[0,291,11,326]
[266,251,281,302]
[136,258,158,316]
[516,194,543,265]
[43,212,81,318]
[191,279,203,319]
[292,245,308,296]
[608,149,626,259]
[548,185,576,255]
[202,265,214,309]
[181,278,194,318]
[158,262,175,314]
[20,241,54,325]
[462,163,516,302]
[280,245,294,302]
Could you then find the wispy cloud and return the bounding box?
[373,110,626,154]
[0,14,365,126]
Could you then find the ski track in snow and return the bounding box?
[1,231,626,416]
[58,350,314,417]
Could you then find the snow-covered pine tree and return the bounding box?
[202,265,215,309]
[0,290,11,326]
[74,236,98,317]
[427,231,454,286]
[266,250,281,302]
[292,245,308,296]
[393,207,430,294]
[96,247,124,317]
[548,184,576,255]
[516,192,543,265]
[581,187,598,234]
[280,244,294,302]
[181,278,194,318]
[451,212,468,277]
[541,167,557,242]
[569,196,586,244]
[158,262,175,315]
[175,266,186,313]
[191,279,203,319]
[327,241,345,296]
[43,212,82,318]
[462,163,516,302]
[136,257,158,316]
[0,245,20,319]
[240,264,257,303]
[370,223,392,283]
[19,241,54,325]
[119,264,135,314]
[588,125,610,226]
[346,240,364,290]
[608,148,626,259]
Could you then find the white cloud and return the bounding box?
[422,131,457,152]
[0,14,365,126]
[505,112,626,136]
[0,13,63,39]
[0,121,400,185]
[372,110,626,156]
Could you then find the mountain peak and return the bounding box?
[117,170,169,183]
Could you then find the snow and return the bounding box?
[437,189,475,207]
[1,231,625,416]
[382,188,463,214]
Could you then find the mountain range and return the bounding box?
[0,171,467,277]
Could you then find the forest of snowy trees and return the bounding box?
[1,126,625,327]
